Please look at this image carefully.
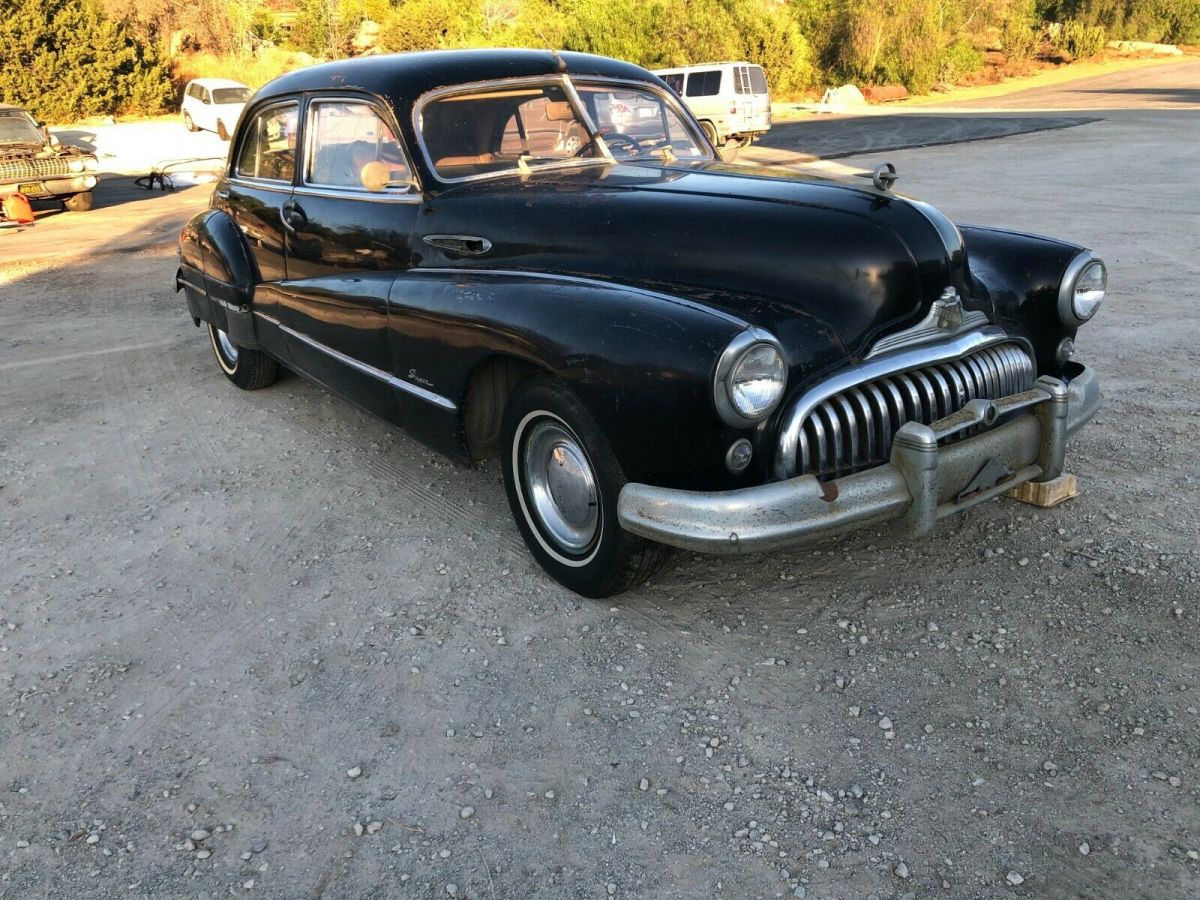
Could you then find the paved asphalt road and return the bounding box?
[950,57,1200,109]
[744,57,1199,163]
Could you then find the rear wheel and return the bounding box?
[184,111,197,132]
[63,191,94,212]
[700,120,719,149]
[217,119,230,141]
[501,376,671,598]
[208,322,278,390]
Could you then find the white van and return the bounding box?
[652,62,771,148]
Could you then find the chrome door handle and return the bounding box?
[280,200,306,233]
[423,234,492,256]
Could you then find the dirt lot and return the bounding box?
[2,83,1198,899]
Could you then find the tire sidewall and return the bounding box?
[208,322,240,376]
[501,380,629,595]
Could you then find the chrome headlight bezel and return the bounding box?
[1057,251,1106,326]
[714,328,787,428]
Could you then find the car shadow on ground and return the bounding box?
[756,112,1099,159]
[1075,86,1200,104]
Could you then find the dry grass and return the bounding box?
[171,46,322,94]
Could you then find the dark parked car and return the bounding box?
[0,103,98,211]
[177,49,1104,597]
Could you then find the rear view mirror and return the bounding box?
[360,160,417,193]
[360,160,390,192]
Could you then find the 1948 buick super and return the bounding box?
[177,49,1104,597]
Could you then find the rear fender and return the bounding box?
[178,208,260,347]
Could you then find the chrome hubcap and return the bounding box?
[216,328,238,364]
[523,421,599,553]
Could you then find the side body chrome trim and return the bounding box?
[251,310,457,411]
[774,326,1023,480]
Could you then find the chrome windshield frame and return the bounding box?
[411,73,712,186]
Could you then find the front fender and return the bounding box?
[390,269,754,487]
[962,225,1088,376]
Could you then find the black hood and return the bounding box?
[419,161,973,376]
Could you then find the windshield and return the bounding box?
[574,84,708,163]
[212,87,251,105]
[419,79,709,181]
[0,112,44,145]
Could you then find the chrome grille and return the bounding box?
[0,156,74,182]
[791,342,1035,479]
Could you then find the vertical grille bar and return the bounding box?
[785,342,1035,478]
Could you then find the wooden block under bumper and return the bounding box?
[1006,473,1078,508]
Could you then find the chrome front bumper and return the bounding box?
[617,366,1101,554]
[0,174,96,197]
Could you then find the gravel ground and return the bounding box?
[1,105,1198,899]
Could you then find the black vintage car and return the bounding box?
[177,49,1104,597]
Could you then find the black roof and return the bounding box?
[257,49,656,105]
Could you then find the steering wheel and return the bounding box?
[602,133,642,158]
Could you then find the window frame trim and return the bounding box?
[230,98,302,186]
[299,94,422,201]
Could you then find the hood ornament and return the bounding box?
[933,286,963,331]
[872,162,899,191]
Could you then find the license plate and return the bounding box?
[18,182,48,197]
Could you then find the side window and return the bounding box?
[662,73,684,95]
[235,103,299,183]
[499,95,586,157]
[685,70,722,97]
[749,66,768,94]
[306,100,414,192]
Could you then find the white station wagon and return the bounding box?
[181,78,253,141]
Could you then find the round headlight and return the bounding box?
[731,344,786,417]
[83,156,98,172]
[67,158,84,173]
[714,329,787,426]
[1058,252,1106,326]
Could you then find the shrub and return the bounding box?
[1056,19,1107,57]
[938,38,984,83]
[0,0,173,122]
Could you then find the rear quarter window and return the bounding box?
[685,70,722,97]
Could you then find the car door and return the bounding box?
[219,99,300,359]
[276,95,421,420]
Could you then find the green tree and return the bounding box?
[0,0,172,122]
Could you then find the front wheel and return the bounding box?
[184,111,197,132]
[217,119,230,141]
[501,377,671,597]
[208,322,278,390]
[63,191,94,212]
